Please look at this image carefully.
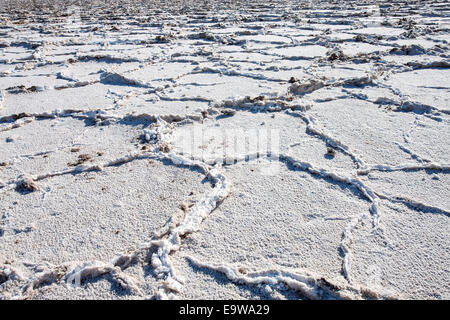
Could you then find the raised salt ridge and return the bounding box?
[0,0,449,300]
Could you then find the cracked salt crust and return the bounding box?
[0,0,449,300]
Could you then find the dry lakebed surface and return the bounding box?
[0,0,449,300]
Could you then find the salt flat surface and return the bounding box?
[0,0,449,300]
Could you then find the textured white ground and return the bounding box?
[0,0,449,300]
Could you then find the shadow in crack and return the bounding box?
[282,157,367,202]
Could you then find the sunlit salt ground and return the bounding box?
[0,0,449,300]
